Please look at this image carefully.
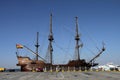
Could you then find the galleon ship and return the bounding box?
[16,14,105,72]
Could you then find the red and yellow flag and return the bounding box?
[16,44,23,49]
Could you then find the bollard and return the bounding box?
[67,67,70,72]
[56,67,59,72]
[62,67,64,72]
[73,67,76,72]
[32,67,36,72]
[50,67,52,72]
[32,69,35,72]
[90,68,93,72]
[79,67,81,72]
[85,67,87,72]
[96,69,99,72]
[44,67,47,72]
[79,69,81,72]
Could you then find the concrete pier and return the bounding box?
[0,72,120,80]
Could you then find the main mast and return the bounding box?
[48,13,54,64]
[75,17,82,60]
[35,32,40,61]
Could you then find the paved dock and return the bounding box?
[0,71,120,80]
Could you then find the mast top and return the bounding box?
[75,17,80,40]
[35,32,40,47]
[50,13,52,34]
[49,13,54,41]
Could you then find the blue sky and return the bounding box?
[0,0,120,68]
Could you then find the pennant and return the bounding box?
[16,44,23,49]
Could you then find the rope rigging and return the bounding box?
[53,41,73,60]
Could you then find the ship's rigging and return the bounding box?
[16,13,105,71]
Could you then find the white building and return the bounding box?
[98,63,119,71]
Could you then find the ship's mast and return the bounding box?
[75,17,81,60]
[48,13,54,64]
[35,32,40,61]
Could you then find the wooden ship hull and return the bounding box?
[16,14,105,72]
[16,56,102,71]
[16,56,45,71]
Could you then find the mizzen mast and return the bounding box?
[48,13,54,64]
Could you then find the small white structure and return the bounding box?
[98,63,119,71]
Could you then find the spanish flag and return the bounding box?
[16,44,23,49]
